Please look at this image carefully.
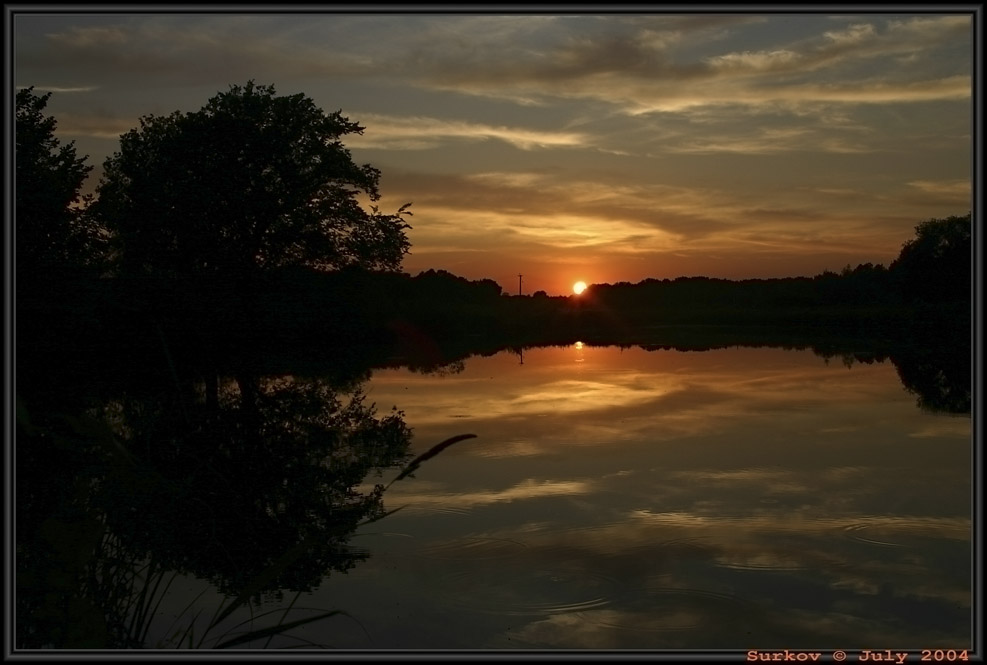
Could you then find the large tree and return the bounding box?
[15,87,95,277]
[890,213,971,303]
[95,81,411,278]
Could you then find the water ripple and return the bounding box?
[840,517,969,548]
[583,587,758,633]
[436,567,623,617]
[414,536,529,561]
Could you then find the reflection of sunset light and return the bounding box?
[337,343,970,649]
[369,345,944,440]
[387,478,594,511]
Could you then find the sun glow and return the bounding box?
[573,281,587,295]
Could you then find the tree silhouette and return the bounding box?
[15,87,97,278]
[93,81,411,279]
[891,344,970,414]
[891,213,971,303]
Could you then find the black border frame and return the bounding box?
[4,4,982,662]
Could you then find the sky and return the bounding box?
[10,8,976,296]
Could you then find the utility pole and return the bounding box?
[518,274,523,296]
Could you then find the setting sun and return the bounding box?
[573,281,587,295]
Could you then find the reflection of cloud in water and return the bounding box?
[389,477,594,513]
[907,419,971,438]
[376,373,685,426]
[820,466,868,482]
[501,598,966,649]
[507,378,675,413]
[629,509,970,539]
[499,610,670,648]
[371,347,952,464]
[670,467,798,483]
[354,346,970,648]
[467,509,970,648]
[497,587,770,648]
[713,549,805,571]
[470,438,546,459]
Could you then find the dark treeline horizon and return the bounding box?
[17,210,973,399]
[15,82,972,355]
[15,80,973,412]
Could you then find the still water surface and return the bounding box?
[155,343,971,650]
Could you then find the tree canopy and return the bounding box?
[94,81,411,278]
[15,87,95,277]
[890,213,971,302]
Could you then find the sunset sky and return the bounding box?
[11,9,975,295]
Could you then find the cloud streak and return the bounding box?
[399,15,971,114]
[347,113,589,151]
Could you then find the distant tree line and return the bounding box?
[570,219,970,324]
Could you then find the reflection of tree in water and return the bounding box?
[406,359,465,376]
[817,344,969,415]
[16,370,414,647]
[616,333,970,417]
[889,345,971,415]
[96,374,413,597]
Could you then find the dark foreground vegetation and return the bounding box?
[14,82,973,649]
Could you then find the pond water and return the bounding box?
[149,343,970,651]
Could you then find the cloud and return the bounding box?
[386,164,916,240]
[886,15,972,39]
[17,84,99,93]
[392,478,595,512]
[21,17,368,88]
[19,14,971,122]
[705,49,803,73]
[54,111,142,139]
[662,126,851,155]
[373,167,742,254]
[823,22,877,45]
[366,163,926,281]
[906,180,971,196]
[393,15,971,115]
[618,75,969,115]
[899,179,973,210]
[348,113,589,151]
[46,25,130,47]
